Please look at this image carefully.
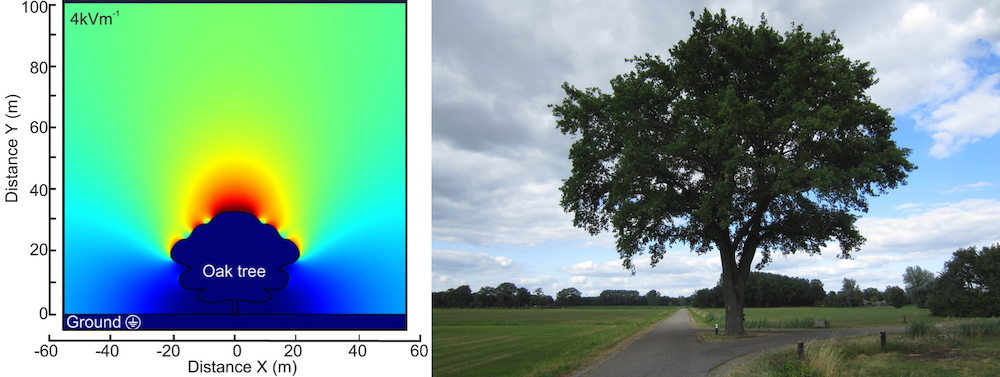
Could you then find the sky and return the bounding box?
[431,0,1000,298]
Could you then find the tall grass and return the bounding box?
[734,317,1000,377]
[945,317,1000,338]
[802,318,1000,376]
[803,339,843,377]
[688,308,720,326]
[905,320,940,337]
[745,317,830,329]
[705,312,720,323]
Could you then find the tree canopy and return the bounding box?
[902,265,936,308]
[926,244,1000,317]
[598,289,642,306]
[884,286,907,308]
[840,278,863,308]
[555,287,583,307]
[552,9,915,335]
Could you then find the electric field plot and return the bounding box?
[63,1,406,330]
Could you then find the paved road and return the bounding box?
[580,308,904,377]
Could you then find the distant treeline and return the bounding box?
[691,244,1000,314]
[432,269,930,309]
[433,243,1000,313]
[691,272,827,308]
[431,283,688,308]
[692,271,915,309]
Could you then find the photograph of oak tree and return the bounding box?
[551,9,917,335]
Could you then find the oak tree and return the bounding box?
[551,9,915,334]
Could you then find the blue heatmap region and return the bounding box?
[64,207,406,329]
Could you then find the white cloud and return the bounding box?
[835,3,1000,157]
[560,260,631,278]
[922,74,1000,158]
[857,199,1000,254]
[431,272,468,292]
[512,275,559,288]
[849,3,998,112]
[559,252,718,277]
[432,141,585,246]
[942,181,995,193]
[895,203,924,211]
[432,249,518,275]
[551,252,722,296]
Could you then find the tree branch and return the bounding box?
[734,196,772,248]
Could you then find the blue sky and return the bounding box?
[432,0,1000,298]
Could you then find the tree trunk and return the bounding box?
[721,259,747,335]
[719,240,755,335]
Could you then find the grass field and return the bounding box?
[433,306,679,377]
[724,318,1000,377]
[692,306,940,329]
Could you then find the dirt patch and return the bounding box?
[696,331,784,343]
[906,347,973,361]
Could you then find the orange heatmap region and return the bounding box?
[179,160,291,244]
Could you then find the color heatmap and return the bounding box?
[63,2,406,330]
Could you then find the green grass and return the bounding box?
[696,306,939,329]
[690,307,827,329]
[689,307,722,328]
[724,318,1000,377]
[433,306,679,377]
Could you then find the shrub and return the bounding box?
[905,320,940,337]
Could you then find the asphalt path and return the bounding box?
[579,308,905,377]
